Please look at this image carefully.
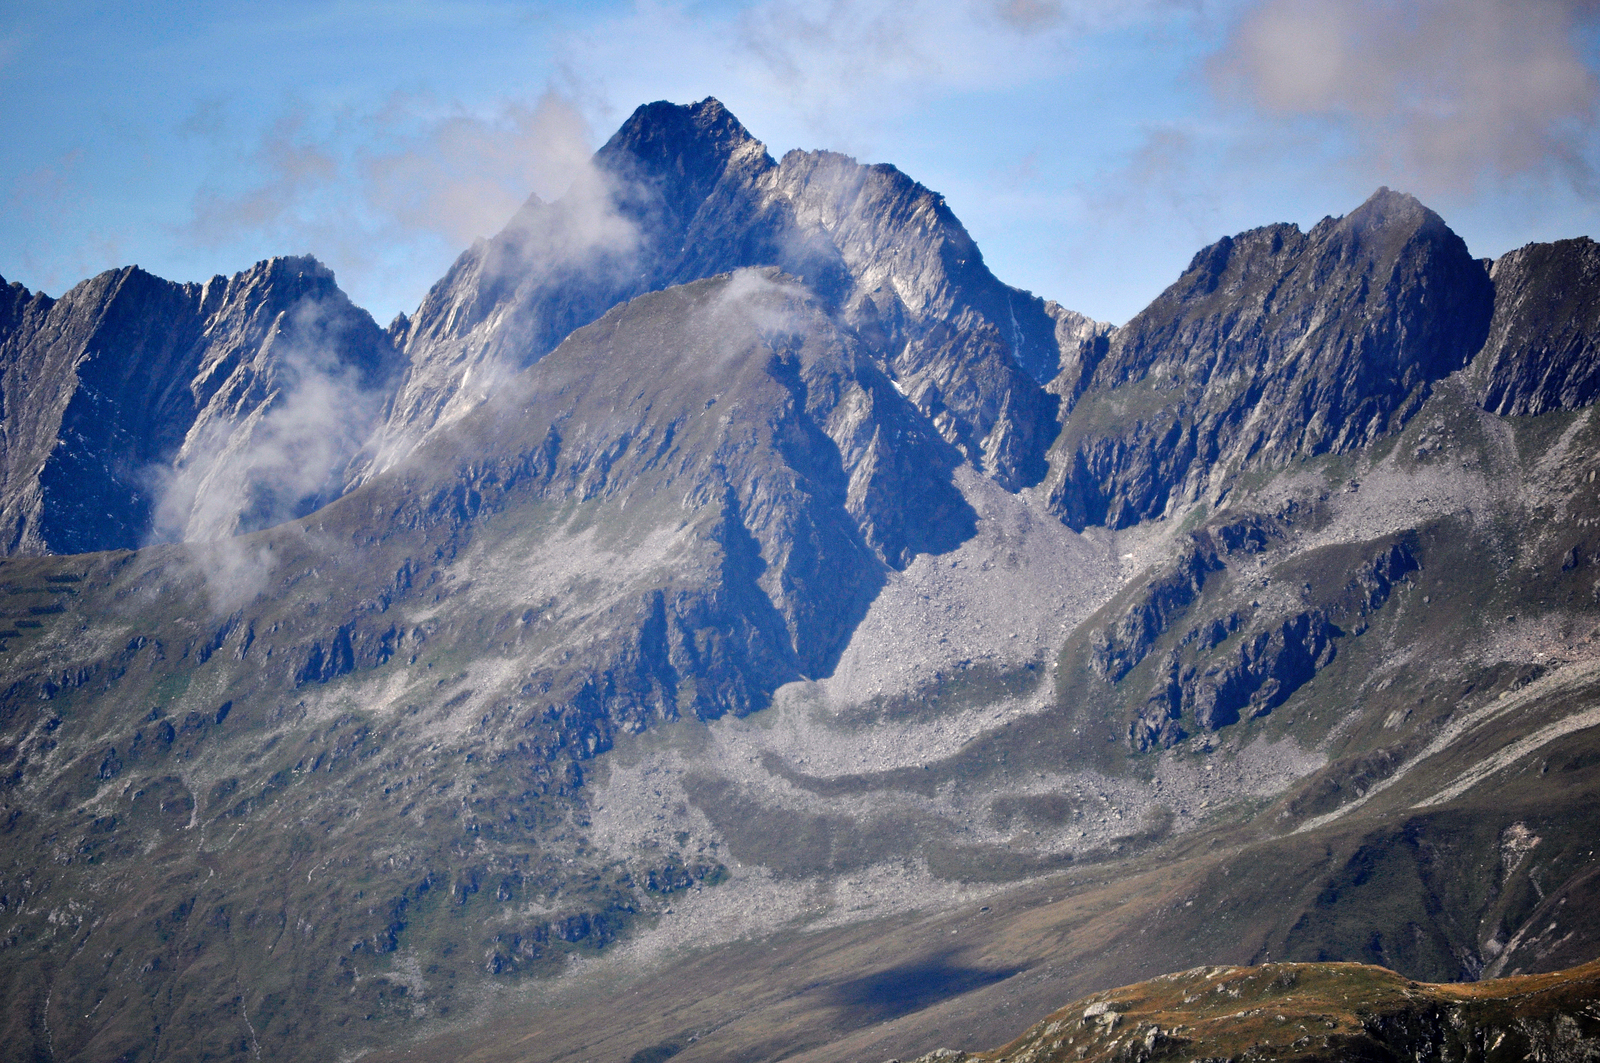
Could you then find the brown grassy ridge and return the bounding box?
[911,957,1600,1063]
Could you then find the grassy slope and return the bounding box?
[943,957,1600,1063]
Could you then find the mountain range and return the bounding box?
[2,98,1599,1063]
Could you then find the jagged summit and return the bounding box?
[359,97,1069,491]
[193,254,340,314]
[0,256,398,554]
[597,97,771,183]
[1349,183,1430,219]
[1044,186,1494,529]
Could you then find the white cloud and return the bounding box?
[1212,0,1600,194]
[560,0,1173,152]
[147,295,390,545]
[178,90,614,319]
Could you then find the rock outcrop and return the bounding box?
[361,98,1073,493]
[1044,188,1494,530]
[1477,237,1600,416]
[0,258,398,554]
[900,959,1600,1063]
[1091,517,1422,752]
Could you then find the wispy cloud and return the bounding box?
[7,148,82,218]
[993,0,1067,31]
[177,90,611,318]
[733,0,1159,103]
[1211,0,1600,194]
[561,0,1176,153]
[0,26,28,76]
[360,93,601,249]
[187,111,338,238]
[146,291,395,546]
[1082,124,1227,250]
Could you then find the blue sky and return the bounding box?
[4,0,1599,326]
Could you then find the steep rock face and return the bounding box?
[1477,237,1600,416]
[0,275,48,340]
[1044,188,1494,530]
[363,98,1069,492]
[0,267,206,554]
[366,100,771,467]
[1045,300,1114,411]
[379,269,975,698]
[154,258,400,542]
[0,271,982,1062]
[0,259,399,555]
[768,149,1065,489]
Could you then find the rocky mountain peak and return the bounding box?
[193,255,342,325]
[597,97,772,193]
[1043,188,1494,529]
[1344,184,1430,227]
[0,257,397,554]
[361,100,1078,494]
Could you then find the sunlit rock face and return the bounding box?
[361,98,1068,494]
[0,256,398,555]
[5,97,1600,1063]
[1043,188,1495,530]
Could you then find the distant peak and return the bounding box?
[246,254,335,281]
[1348,186,1433,226]
[615,97,746,135]
[599,97,766,173]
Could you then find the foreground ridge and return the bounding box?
[900,959,1600,1063]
